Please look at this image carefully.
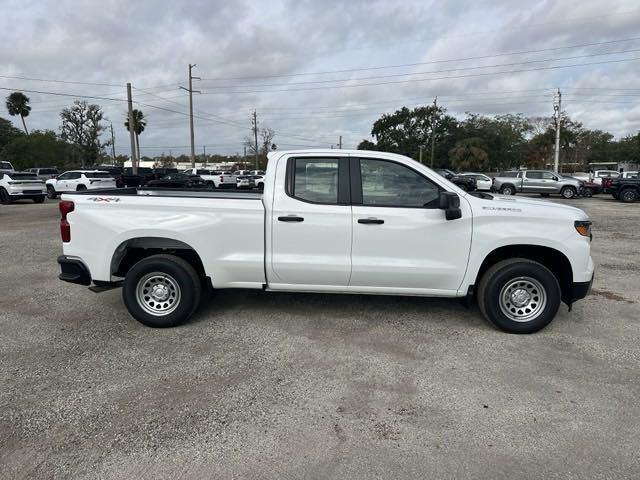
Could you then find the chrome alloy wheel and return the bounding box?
[498,276,547,322]
[136,272,181,316]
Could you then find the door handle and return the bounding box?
[358,218,384,224]
[278,215,304,222]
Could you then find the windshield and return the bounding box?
[85,172,113,179]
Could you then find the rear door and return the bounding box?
[522,171,544,192]
[349,157,471,293]
[270,156,352,286]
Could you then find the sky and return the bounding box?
[1,0,639,157]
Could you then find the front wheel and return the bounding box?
[477,258,561,334]
[47,185,57,199]
[500,185,515,195]
[122,254,203,328]
[561,186,577,199]
[33,195,46,204]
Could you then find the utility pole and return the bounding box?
[430,96,437,168]
[338,135,342,149]
[252,110,259,169]
[419,145,423,164]
[126,83,138,174]
[180,64,201,168]
[109,123,116,165]
[203,145,206,167]
[553,88,562,173]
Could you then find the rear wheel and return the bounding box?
[620,188,638,203]
[47,185,58,199]
[76,184,87,191]
[478,258,561,334]
[33,195,46,204]
[500,185,515,195]
[561,186,577,199]
[122,254,202,328]
[0,188,12,204]
[582,188,593,198]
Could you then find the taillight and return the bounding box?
[59,200,74,243]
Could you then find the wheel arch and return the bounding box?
[475,244,573,305]
[110,236,207,282]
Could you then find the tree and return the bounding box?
[244,126,276,168]
[5,92,31,134]
[124,109,146,160]
[60,101,108,166]
[449,138,489,170]
[357,139,377,150]
[364,105,458,165]
[0,130,76,170]
[0,116,23,149]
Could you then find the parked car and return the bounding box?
[214,170,237,188]
[56,149,593,334]
[182,168,221,188]
[252,174,265,190]
[145,173,206,189]
[236,174,253,189]
[491,170,582,198]
[29,167,59,181]
[435,169,477,191]
[0,171,46,204]
[0,161,15,175]
[591,170,619,185]
[459,173,492,191]
[608,177,640,203]
[46,170,117,198]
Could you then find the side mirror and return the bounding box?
[439,191,462,220]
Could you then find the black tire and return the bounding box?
[500,185,515,195]
[560,186,576,199]
[33,195,46,204]
[477,258,561,334]
[122,254,202,328]
[619,188,637,203]
[582,188,593,198]
[47,185,58,199]
[76,184,87,191]
[0,188,12,204]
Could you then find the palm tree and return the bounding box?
[124,109,146,160]
[6,92,31,134]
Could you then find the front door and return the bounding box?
[350,158,472,293]
[270,156,352,286]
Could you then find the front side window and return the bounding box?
[57,172,71,180]
[360,159,440,208]
[541,171,557,180]
[291,158,338,204]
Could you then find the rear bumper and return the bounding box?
[57,255,92,286]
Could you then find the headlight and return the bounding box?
[574,220,592,237]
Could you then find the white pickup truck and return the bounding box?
[57,150,594,334]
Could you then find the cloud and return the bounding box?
[1,0,638,156]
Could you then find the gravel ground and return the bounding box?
[1,195,639,479]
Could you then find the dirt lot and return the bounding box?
[1,195,639,479]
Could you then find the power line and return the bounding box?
[195,56,640,95]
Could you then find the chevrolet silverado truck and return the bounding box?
[492,170,582,198]
[56,150,594,334]
[608,177,640,202]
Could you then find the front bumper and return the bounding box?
[568,273,594,305]
[57,255,92,286]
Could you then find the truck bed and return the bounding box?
[67,186,263,200]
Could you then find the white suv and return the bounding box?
[0,171,47,204]
[46,170,116,199]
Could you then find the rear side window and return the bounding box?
[526,171,542,179]
[291,158,339,204]
[0,161,12,169]
[359,159,440,208]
